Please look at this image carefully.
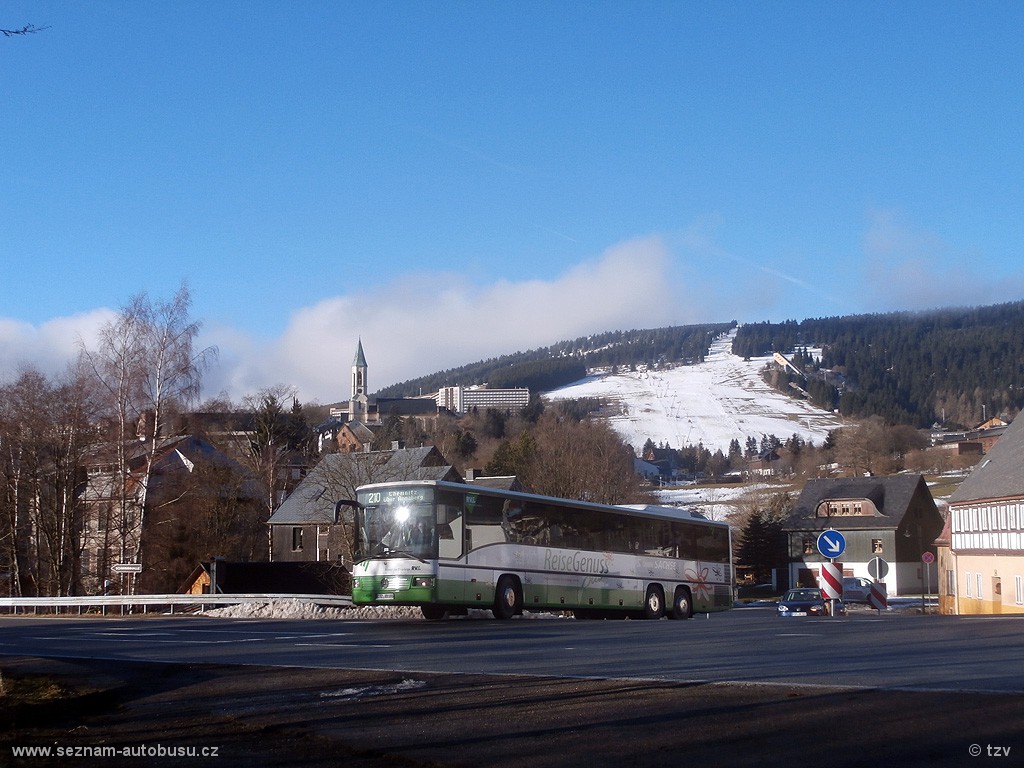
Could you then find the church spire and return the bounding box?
[350,339,369,423]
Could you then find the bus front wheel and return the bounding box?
[670,588,693,620]
[644,585,665,620]
[493,576,522,620]
[421,605,447,621]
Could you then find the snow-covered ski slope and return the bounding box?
[545,328,846,454]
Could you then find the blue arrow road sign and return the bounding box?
[817,530,846,559]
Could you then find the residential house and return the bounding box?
[79,434,263,594]
[782,475,944,595]
[336,421,377,453]
[931,418,1008,460]
[941,415,1024,615]
[267,446,460,563]
[641,446,680,482]
[749,446,782,477]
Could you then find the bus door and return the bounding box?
[435,492,466,603]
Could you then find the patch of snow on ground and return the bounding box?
[656,483,778,522]
[322,679,428,700]
[546,328,845,454]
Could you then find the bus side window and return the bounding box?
[465,494,506,551]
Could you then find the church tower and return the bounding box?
[350,339,369,423]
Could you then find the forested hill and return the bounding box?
[377,300,1024,431]
[374,323,735,399]
[731,301,1024,429]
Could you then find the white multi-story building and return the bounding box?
[436,385,530,414]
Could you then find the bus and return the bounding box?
[346,480,732,621]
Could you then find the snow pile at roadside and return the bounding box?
[202,600,569,621]
[203,600,421,620]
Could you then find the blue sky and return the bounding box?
[3,3,1023,404]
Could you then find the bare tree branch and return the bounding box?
[2,24,50,37]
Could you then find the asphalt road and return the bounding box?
[2,606,1023,693]
[2,608,1024,767]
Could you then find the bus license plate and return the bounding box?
[376,593,394,600]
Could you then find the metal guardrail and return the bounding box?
[0,593,353,615]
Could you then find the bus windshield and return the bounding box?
[357,499,437,561]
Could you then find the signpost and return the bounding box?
[921,551,935,614]
[816,530,846,559]
[821,561,843,600]
[110,563,142,615]
[867,556,889,580]
[816,530,846,617]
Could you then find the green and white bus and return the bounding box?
[347,480,732,621]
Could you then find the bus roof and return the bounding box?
[356,479,729,528]
[614,504,717,523]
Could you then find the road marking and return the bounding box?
[296,643,392,648]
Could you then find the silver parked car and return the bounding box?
[842,577,874,604]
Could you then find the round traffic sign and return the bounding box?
[816,529,846,559]
[922,551,935,564]
[868,556,889,579]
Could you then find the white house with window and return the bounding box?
[940,414,1024,615]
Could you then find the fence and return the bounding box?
[0,593,353,616]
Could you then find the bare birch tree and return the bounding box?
[80,283,216,590]
[0,365,98,596]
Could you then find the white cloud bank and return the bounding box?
[202,236,687,403]
[0,238,682,401]
[3,224,1021,405]
[0,309,116,382]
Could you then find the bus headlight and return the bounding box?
[412,577,435,588]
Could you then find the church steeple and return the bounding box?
[350,339,368,423]
[353,338,368,371]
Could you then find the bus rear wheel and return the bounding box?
[670,588,693,620]
[493,576,522,620]
[643,585,665,620]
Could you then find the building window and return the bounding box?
[1015,575,1023,606]
[292,527,304,552]
[946,570,955,596]
[965,572,973,598]
[976,572,984,600]
[871,539,883,554]
[802,538,814,555]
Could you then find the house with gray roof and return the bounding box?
[267,446,460,563]
[783,474,943,596]
[941,415,1024,615]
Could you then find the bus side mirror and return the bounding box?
[334,499,363,524]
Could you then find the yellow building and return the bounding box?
[940,414,1024,615]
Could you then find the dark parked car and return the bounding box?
[777,588,846,617]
